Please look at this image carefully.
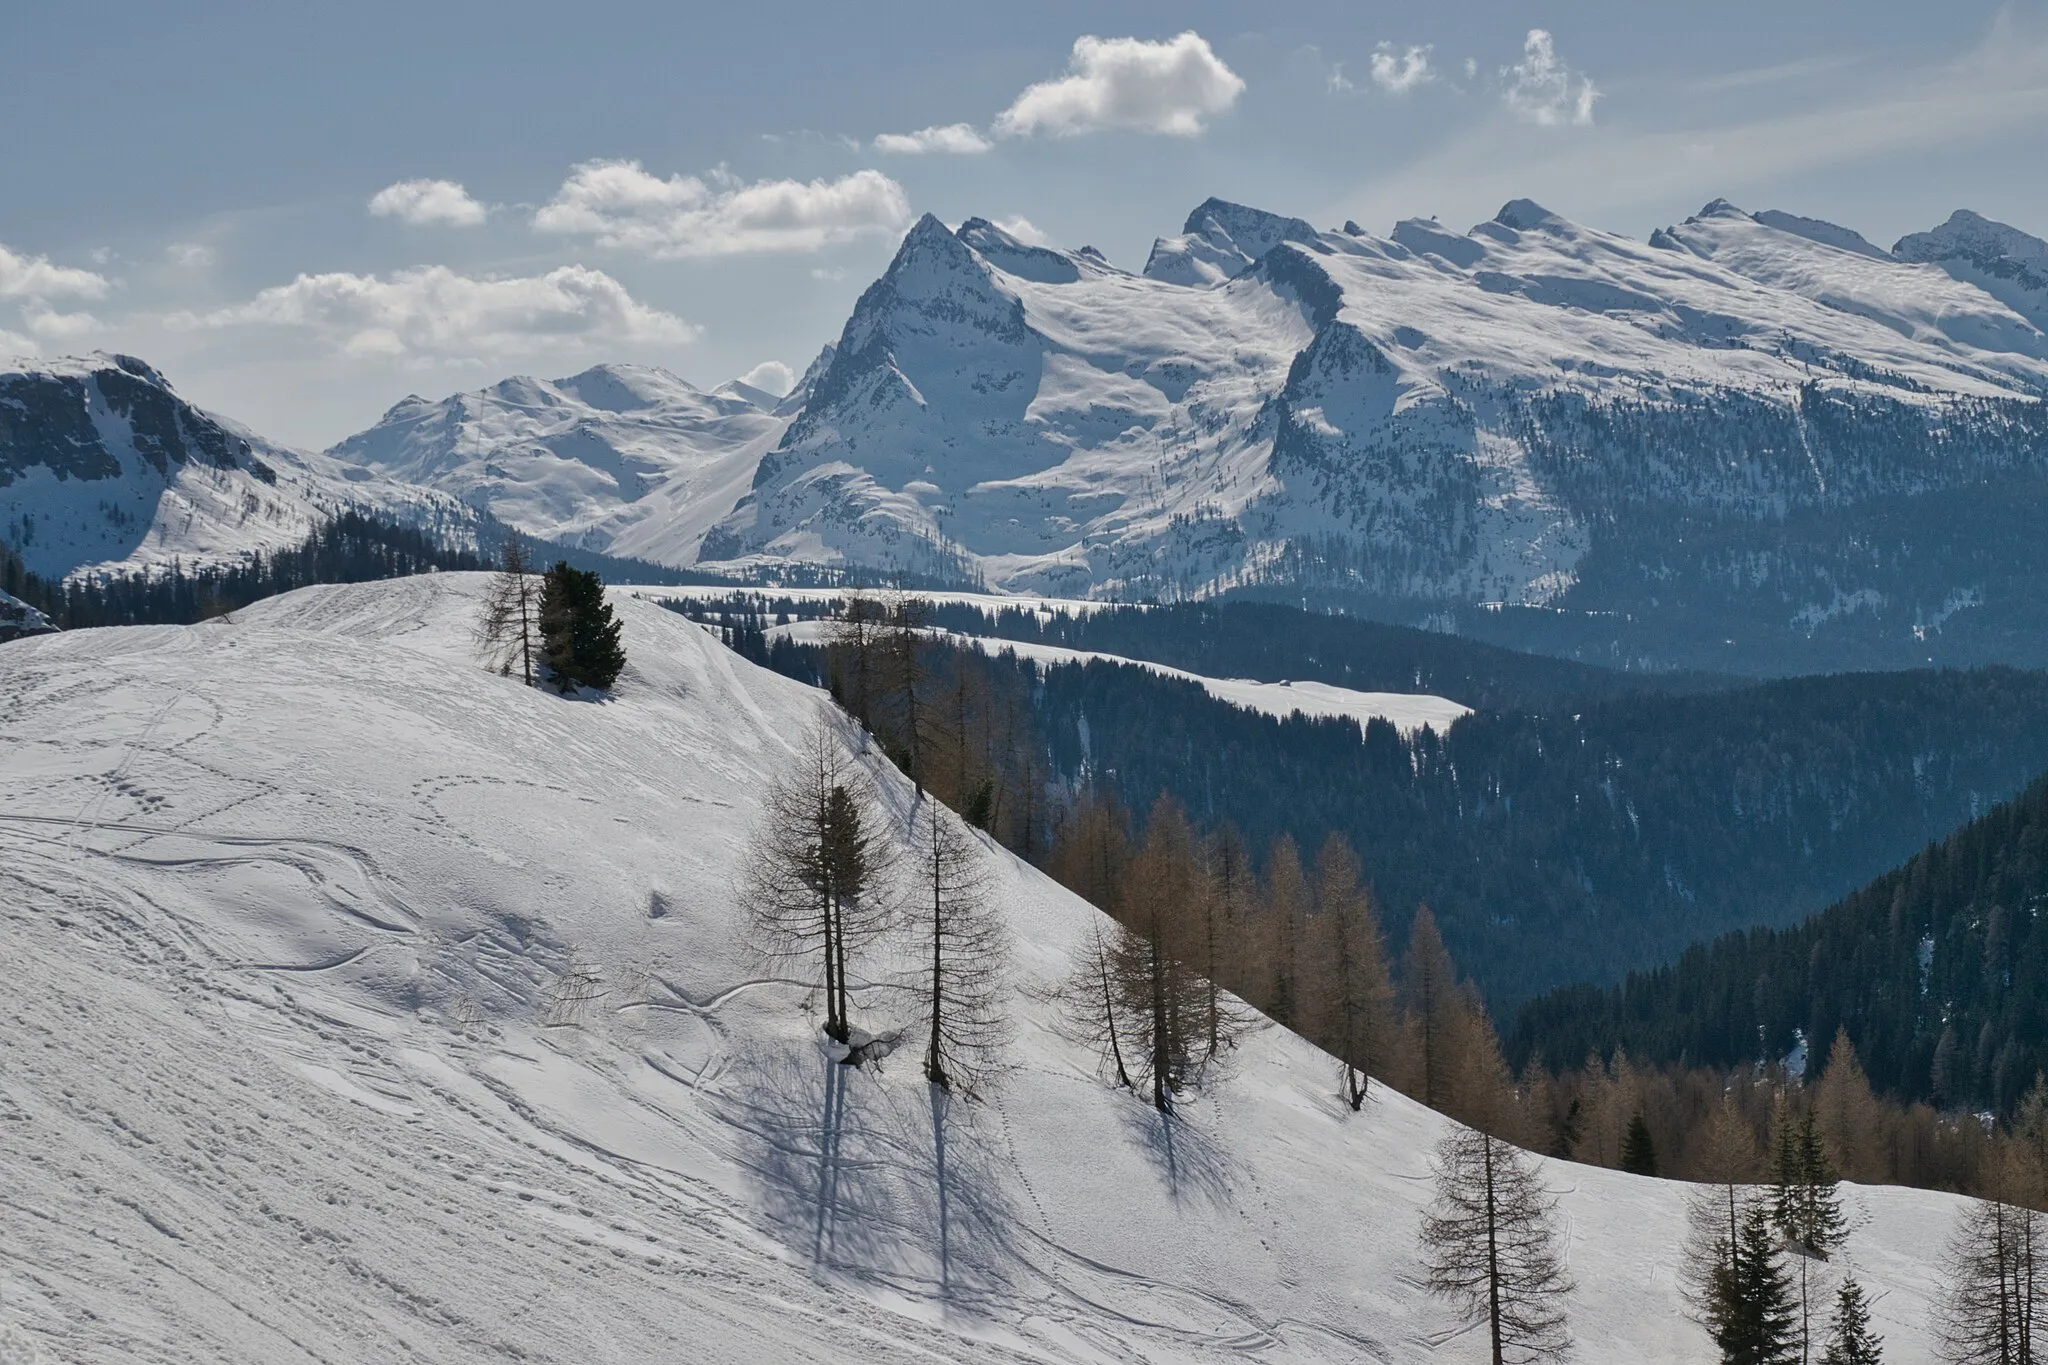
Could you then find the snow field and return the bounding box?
[0,576,1955,1361]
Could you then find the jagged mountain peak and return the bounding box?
[1491,198,1567,233]
[1896,209,2048,262]
[1145,196,1323,287]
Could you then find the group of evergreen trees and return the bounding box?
[3,511,485,629]
[474,537,626,693]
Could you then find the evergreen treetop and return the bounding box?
[538,561,627,693]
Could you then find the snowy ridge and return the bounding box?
[0,352,469,581]
[324,359,817,568]
[698,196,2048,619]
[0,576,1959,1361]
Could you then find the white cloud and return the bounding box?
[368,178,490,228]
[533,161,911,258]
[1371,44,1435,94]
[0,328,32,357]
[737,359,796,396]
[179,264,697,362]
[0,243,110,300]
[993,32,1244,138]
[991,215,1052,246]
[166,242,215,269]
[24,308,102,342]
[1501,29,1598,126]
[873,123,992,155]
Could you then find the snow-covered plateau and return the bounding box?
[0,577,1959,1362]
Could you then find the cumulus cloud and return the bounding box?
[991,215,1052,246]
[873,123,992,155]
[1371,44,1436,94]
[533,161,911,257]
[368,178,490,227]
[0,243,110,300]
[1501,29,1598,126]
[993,32,1244,138]
[179,264,697,362]
[166,242,216,269]
[737,359,796,396]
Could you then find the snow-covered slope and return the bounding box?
[0,577,1959,1361]
[325,361,814,567]
[762,615,1472,736]
[1893,209,2048,334]
[0,353,468,581]
[701,198,2048,650]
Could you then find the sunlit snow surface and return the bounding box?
[0,578,1952,1362]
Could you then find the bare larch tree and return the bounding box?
[908,799,1011,1095]
[737,723,890,1043]
[473,532,538,685]
[1301,833,1397,1111]
[1420,1127,1576,1365]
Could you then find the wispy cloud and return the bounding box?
[1345,19,2048,232]
[1371,44,1435,95]
[1501,29,1599,127]
[873,123,992,155]
[534,161,911,257]
[994,32,1244,138]
[1690,52,1866,94]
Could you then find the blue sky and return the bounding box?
[3,0,2045,447]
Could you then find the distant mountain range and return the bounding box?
[7,195,2048,670]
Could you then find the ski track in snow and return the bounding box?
[0,575,1954,1362]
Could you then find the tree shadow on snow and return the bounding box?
[1117,1096,1239,1209]
[719,1038,1024,1311]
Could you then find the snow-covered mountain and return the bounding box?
[1893,208,2048,333]
[325,359,822,567]
[701,197,2048,670]
[0,353,467,581]
[0,575,1956,1361]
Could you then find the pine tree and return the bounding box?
[1773,1107,1848,1258]
[1819,1277,1883,1365]
[908,800,1010,1096]
[537,561,625,692]
[473,533,538,685]
[737,725,890,1044]
[824,591,887,730]
[1621,1113,1659,1177]
[1419,1127,1575,1364]
[1683,1098,1767,1333]
[1710,1200,1802,1365]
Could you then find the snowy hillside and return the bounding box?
[0,576,1961,1362]
[326,360,817,567]
[0,353,469,581]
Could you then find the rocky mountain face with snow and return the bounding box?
[702,198,2048,671]
[0,353,467,581]
[325,359,819,568]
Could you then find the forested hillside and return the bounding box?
[696,597,2048,1011]
[1515,771,2048,1116]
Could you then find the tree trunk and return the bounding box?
[1484,1136,1503,1365]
